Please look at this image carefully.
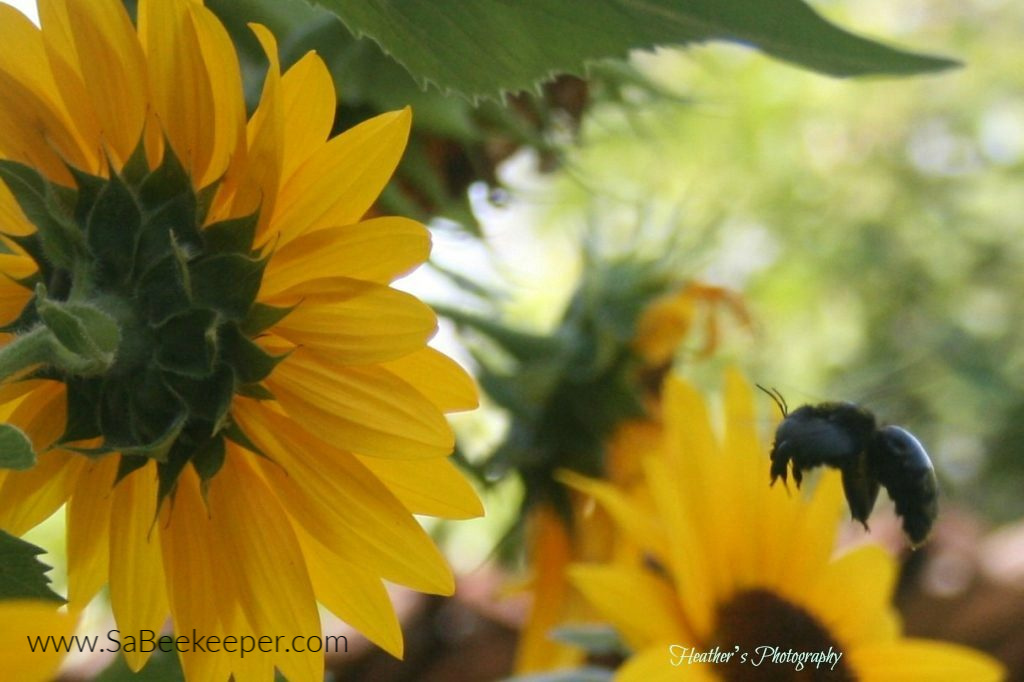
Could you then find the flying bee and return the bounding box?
[758,385,938,547]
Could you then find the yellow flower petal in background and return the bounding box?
[0,600,75,682]
[848,639,1006,681]
[569,565,689,650]
[560,374,1006,681]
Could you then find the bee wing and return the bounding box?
[871,426,939,545]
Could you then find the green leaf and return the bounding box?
[549,624,629,656]
[315,0,959,99]
[0,424,36,471]
[0,530,63,602]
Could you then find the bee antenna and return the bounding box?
[756,383,788,417]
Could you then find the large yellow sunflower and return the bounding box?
[0,0,482,679]
[561,372,1004,681]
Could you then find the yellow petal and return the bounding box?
[159,466,237,682]
[805,544,901,647]
[379,347,479,413]
[0,5,97,180]
[66,455,117,607]
[267,348,454,459]
[0,176,35,236]
[272,108,412,245]
[0,600,76,682]
[557,470,664,553]
[280,52,336,185]
[108,464,169,672]
[848,638,1006,681]
[234,399,456,595]
[47,0,147,166]
[267,277,438,365]
[298,528,405,659]
[262,217,431,294]
[228,23,283,234]
[0,384,82,536]
[206,449,323,682]
[568,564,688,651]
[515,506,583,673]
[356,454,483,519]
[138,0,244,187]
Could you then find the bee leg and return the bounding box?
[769,439,793,490]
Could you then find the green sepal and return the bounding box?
[59,376,103,444]
[202,212,258,255]
[155,439,192,509]
[0,160,84,270]
[189,252,266,320]
[36,287,120,373]
[114,454,149,485]
[86,171,141,284]
[241,301,295,336]
[220,324,286,383]
[236,382,274,400]
[191,434,226,500]
[120,139,151,187]
[154,309,219,378]
[223,420,266,458]
[0,530,64,603]
[7,233,53,294]
[115,411,187,462]
[0,424,36,471]
[138,142,192,211]
[98,369,186,461]
[165,363,235,433]
[66,165,108,229]
[136,251,192,326]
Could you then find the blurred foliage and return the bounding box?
[520,0,1024,521]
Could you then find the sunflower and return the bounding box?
[515,283,746,673]
[0,0,482,679]
[560,371,1004,681]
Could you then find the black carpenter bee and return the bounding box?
[758,385,938,547]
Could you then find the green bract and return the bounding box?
[0,143,287,503]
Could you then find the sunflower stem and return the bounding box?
[0,326,54,381]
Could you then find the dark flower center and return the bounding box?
[710,589,856,681]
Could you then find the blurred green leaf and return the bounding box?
[312,0,959,99]
[0,530,63,603]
